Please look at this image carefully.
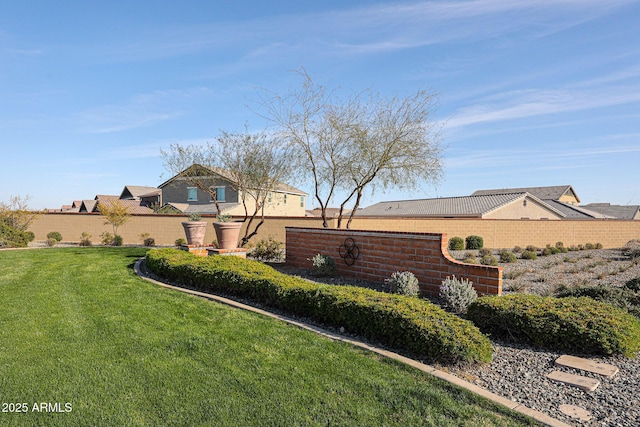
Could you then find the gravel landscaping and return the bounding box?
[273,247,640,427]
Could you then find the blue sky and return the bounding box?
[2,0,639,210]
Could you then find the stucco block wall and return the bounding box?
[28,213,640,249]
[285,227,503,296]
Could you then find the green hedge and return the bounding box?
[145,248,493,364]
[467,294,640,357]
[0,222,33,248]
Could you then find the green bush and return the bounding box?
[513,246,523,254]
[175,238,187,246]
[386,271,420,297]
[309,253,336,277]
[47,231,63,242]
[113,234,123,246]
[144,237,155,247]
[249,236,284,262]
[467,294,640,356]
[46,237,58,247]
[478,248,492,257]
[585,243,595,250]
[79,232,92,246]
[499,250,517,263]
[465,235,484,250]
[556,285,640,319]
[625,277,640,292]
[100,232,114,246]
[439,276,477,314]
[521,250,537,260]
[480,255,498,266]
[525,245,537,253]
[0,222,32,248]
[448,237,464,251]
[145,248,493,364]
[462,252,477,264]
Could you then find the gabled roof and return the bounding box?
[545,200,614,219]
[120,185,158,200]
[356,192,565,218]
[94,195,119,201]
[159,164,307,196]
[79,199,98,213]
[471,185,580,203]
[582,203,640,220]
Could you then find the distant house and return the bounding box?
[471,185,580,206]
[119,185,159,201]
[158,164,307,217]
[77,194,153,215]
[582,203,640,220]
[356,192,565,220]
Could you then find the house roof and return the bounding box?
[138,189,162,198]
[544,200,614,219]
[159,164,307,196]
[471,185,580,203]
[305,207,350,218]
[356,192,565,218]
[582,203,640,220]
[120,185,159,200]
[79,200,98,213]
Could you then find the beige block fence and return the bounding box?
[28,213,640,249]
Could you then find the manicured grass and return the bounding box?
[0,248,537,426]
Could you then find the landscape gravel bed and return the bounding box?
[275,248,640,426]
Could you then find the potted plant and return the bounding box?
[181,213,207,246]
[212,213,242,249]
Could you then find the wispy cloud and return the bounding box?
[76,88,211,133]
[96,0,636,63]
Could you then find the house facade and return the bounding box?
[158,164,307,217]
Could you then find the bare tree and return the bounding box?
[161,128,294,246]
[257,69,443,228]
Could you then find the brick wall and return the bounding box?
[285,227,503,296]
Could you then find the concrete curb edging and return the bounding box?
[134,258,571,427]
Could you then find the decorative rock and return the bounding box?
[546,371,600,392]
[559,404,592,421]
[555,355,619,378]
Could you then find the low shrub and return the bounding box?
[144,237,155,247]
[623,240,640,260]
[175,238,187,246]
[585,243,595,250]
[47,231,63,242]
[525,245,538,253]
[145,248,493,364]
[0,222,32,248]
[309,253,336,277]
[448,237,464,251]
[46,237,58,247]
[465,235,484,250]
[249,236,284,262]
[480,255,498,266]
[625,277,640,292]
[113,234,123,246]
[386,271,420,297]
[467,294,640,356]
[100,232,114,246]
[513,246,523,254]
[462,252,477,264]
[521,250,537,260]
[499,250,517,263]
[478,248,492,257]
[556,285,640,319]
[79,232,92,247]
[439,275,477,314]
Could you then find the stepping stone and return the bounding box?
[555,355,619,378]
[546,371,600,392]
[559,404,592,421]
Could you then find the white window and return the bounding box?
[211,186,226,202]
[187,187,197,201]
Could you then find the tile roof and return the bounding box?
[356,193,559,217]
[120,185,159,200]
[582,203,640,220]
[544,200,614,219]
[471,185,579,202]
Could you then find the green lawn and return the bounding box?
[0,247,537,426]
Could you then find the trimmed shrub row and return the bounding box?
[466,294,640,357]
[145,248,493,364]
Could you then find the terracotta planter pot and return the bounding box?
[181,221,208,246]
[213,221,243,249]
